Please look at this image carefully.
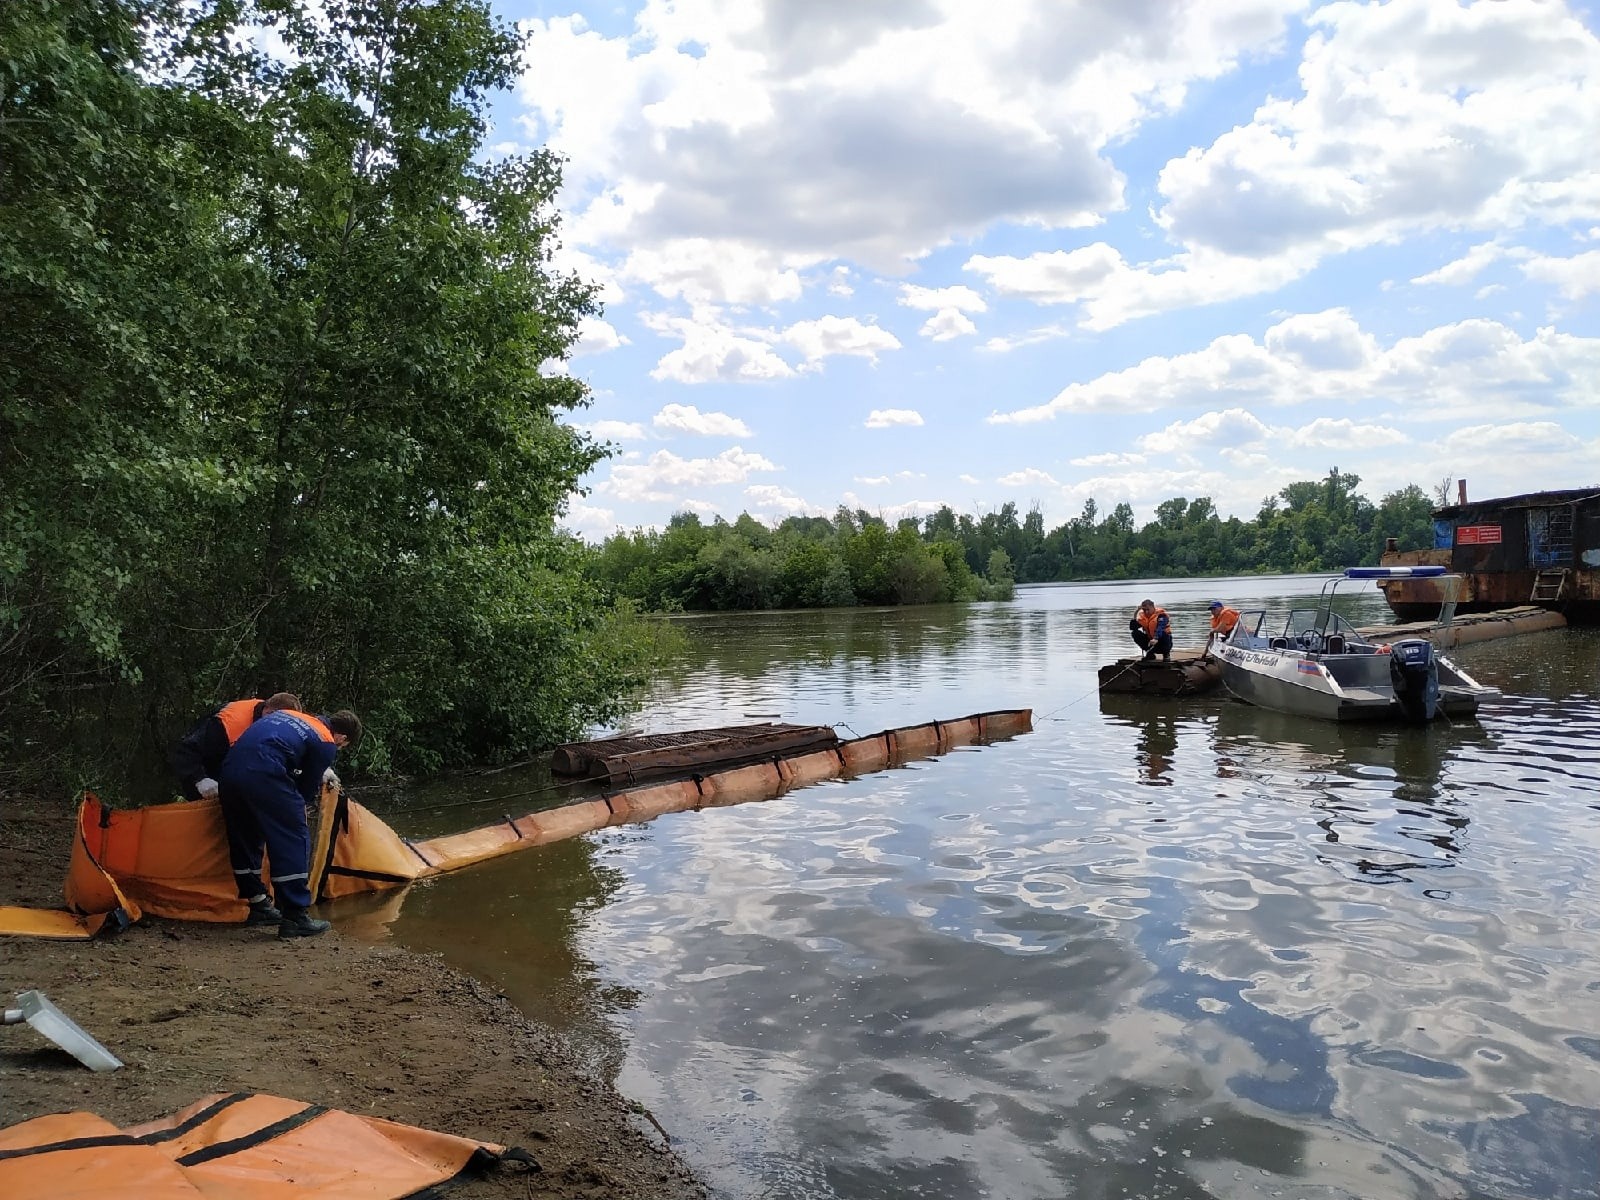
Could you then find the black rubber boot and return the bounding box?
[278,907,331,939]
[244,895,283,926]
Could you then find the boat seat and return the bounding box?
[1270,637,1288,650]
[1325,634,1345,655]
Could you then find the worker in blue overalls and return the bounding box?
[219,707,362,938]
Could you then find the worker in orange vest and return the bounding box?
[170,692,300,801]
[1205,600,1241,657]
[219,708,362,937]
[1130,599,1172,662]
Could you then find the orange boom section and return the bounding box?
[1,710,1031,936]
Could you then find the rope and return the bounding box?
[1035,658,1150,721]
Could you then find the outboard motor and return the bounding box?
[1389,638,1440,722]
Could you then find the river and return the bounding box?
[364,574,1600,1200]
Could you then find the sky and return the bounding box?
[482,0,1600,541]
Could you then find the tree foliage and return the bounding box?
[2,0,660,794]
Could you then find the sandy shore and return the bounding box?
[0,808,707,1200]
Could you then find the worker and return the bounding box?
[218,707,362,938]
[1130,599,1172,662]
[170,692,301,801]
[1204,600,1241,657]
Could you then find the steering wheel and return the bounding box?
[1297,630,1323,653]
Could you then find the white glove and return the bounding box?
[323,767,341,790]
[196,777,219,800]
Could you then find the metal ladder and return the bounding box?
[1530,504,1574,603]
[1531,568,1569,603]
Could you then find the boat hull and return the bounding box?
[1215,645,1485,723]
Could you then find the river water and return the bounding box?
[364,575,1600,1200]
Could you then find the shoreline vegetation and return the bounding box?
[2,0,667,801]
[587,469,1436,613]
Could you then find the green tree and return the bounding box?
[2,0,659,788]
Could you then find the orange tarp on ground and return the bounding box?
[0,1091,525,1200]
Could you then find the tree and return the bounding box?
[2,0,658,787]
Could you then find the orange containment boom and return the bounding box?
[5,709,1031,935]
[0,1091,528,1200]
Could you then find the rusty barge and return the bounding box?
[1378,484,1600,624]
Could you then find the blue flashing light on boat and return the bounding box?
[1344,566,1448,579]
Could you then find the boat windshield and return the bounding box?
[1225,606,1374,654]
[1278,609,1370,650]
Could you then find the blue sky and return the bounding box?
[482,0,1599,540]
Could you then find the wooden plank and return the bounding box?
[1097,654,1222,696]
[552,722,840,782]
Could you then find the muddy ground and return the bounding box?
[0,808,708,1200]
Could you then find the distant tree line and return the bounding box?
[588,471,1437,611]
[589,510,1017,612]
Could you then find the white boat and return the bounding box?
[1214,568,1495,722]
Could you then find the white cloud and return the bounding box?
[1138,408,1405,458]
[1411,242,1507,287]
[1262,309,1377,371]
[518,2,1310,298]
[783,315,902,365]
[583,419,648,442]
[1440,420,1583,455]
[827,265,855,297]
[653,403,754,438]
[864,408,924,429]
[839,494,948,524]
[622,238,804,306]
[1070,451,1147,467]
[921,308,978,341]
[980,323,1075,353]
[990,312,1600,423]
[967,242,1307,330]
[1521,248,1600,300]
[857,470,926,484]
[571,316,629,358]
[1139,409,1272,455]
[958,473,981,485]
[1283,417,1407,449]
[996,467,1060,488]
[966,3,1600,329]
[899,284,988,312]
[603,446,779,502]
[644,311,796,384]
[1427,422,1599,502]
[560,499,619,541]
[743,485,825,518]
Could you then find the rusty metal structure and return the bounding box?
[1378,486,1600,624]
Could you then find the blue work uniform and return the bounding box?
[218,710,339,911]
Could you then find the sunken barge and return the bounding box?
[1378,484,1600,624]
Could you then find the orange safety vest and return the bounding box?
[280,710,335,742]
[1136,606,1168,638]
[216,698,264,744]
[1210,606,1241,634]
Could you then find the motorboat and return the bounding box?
[1214,567,1495,722]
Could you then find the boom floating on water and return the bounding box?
[0,710,1033,939]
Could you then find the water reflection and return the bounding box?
[370,578,1600,1200]
[1097,696,1185,787]
[1209,702,1495,887]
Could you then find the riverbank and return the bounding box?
[0,807,707,1200]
